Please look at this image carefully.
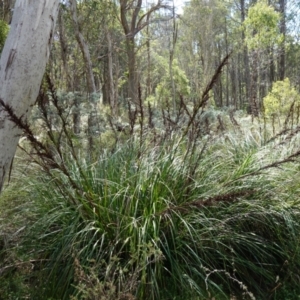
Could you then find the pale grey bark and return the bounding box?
[0,0,60,192]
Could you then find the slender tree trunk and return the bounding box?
[73,92,81,134]
[106,29,117,115]
[69,0,96,93]
[69,0,97,152]
[269,47,275,82]
[0,0,60,192]
[225,17,229,106]
[231,61,237,109]
[240,0,250,103]
[169,3,177,111]
[146,13,151,99]
[217,45,223,107]
[238,52,243,109]
[102,62,109,105]
[126,37,138,105]
[278,0,286,80]
[249,50,259,117]
[119,0,168,106]
[120,0,139,106]
[58,8,72,90]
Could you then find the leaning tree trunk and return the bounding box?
[0,0,60,192]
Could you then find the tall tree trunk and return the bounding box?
[73,92,81,134]
[269,47,275,82]
[237,52,243,109]
[146,13,151,99]
[126,37,138,105]
[169,2,177,111]
[231,61,237,109]
[119,0,168,106]
[69,0,96,93]
[106,29,117,115]
[223,16,230,107]
[278,0,286,80]
[249,50,259,117]
[241,0,250,104]
[70,0,97,151]
[120,0,140,106]
[216,45,223,107]
[0,0,60,192]
[58,8,72,91]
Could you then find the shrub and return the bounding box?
[2,128,300,299]
[0,19,9,52]
[263,78,300,118]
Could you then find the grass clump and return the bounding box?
[2,63,300,299]
[2,126,300,299]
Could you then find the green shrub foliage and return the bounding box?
[263,78,300,117]
[0,20,8,52]
[243,0,283,50]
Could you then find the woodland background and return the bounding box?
[1,1,300,299]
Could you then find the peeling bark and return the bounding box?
[0,0,60,192]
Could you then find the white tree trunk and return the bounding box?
[0,0,60,192]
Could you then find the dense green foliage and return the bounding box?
[263,78,300,117]
[0,19,8,52]
[1,0,300,299]
[243,1,283,50]
[2,103,300,299]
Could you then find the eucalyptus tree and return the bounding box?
[243,0,283,116]
[70,0,96,94]
[177,0,229,105]
[119,0,171,106]
[69,0,98,142]
[0,0,60,192]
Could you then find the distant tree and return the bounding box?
[177,0,229,106]
[0,0,15,23]
[119,0,170,106]
[278,0,286,80]
[243,0,283,116]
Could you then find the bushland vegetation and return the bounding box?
[1,60,300,299]
[1,0,300,299]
